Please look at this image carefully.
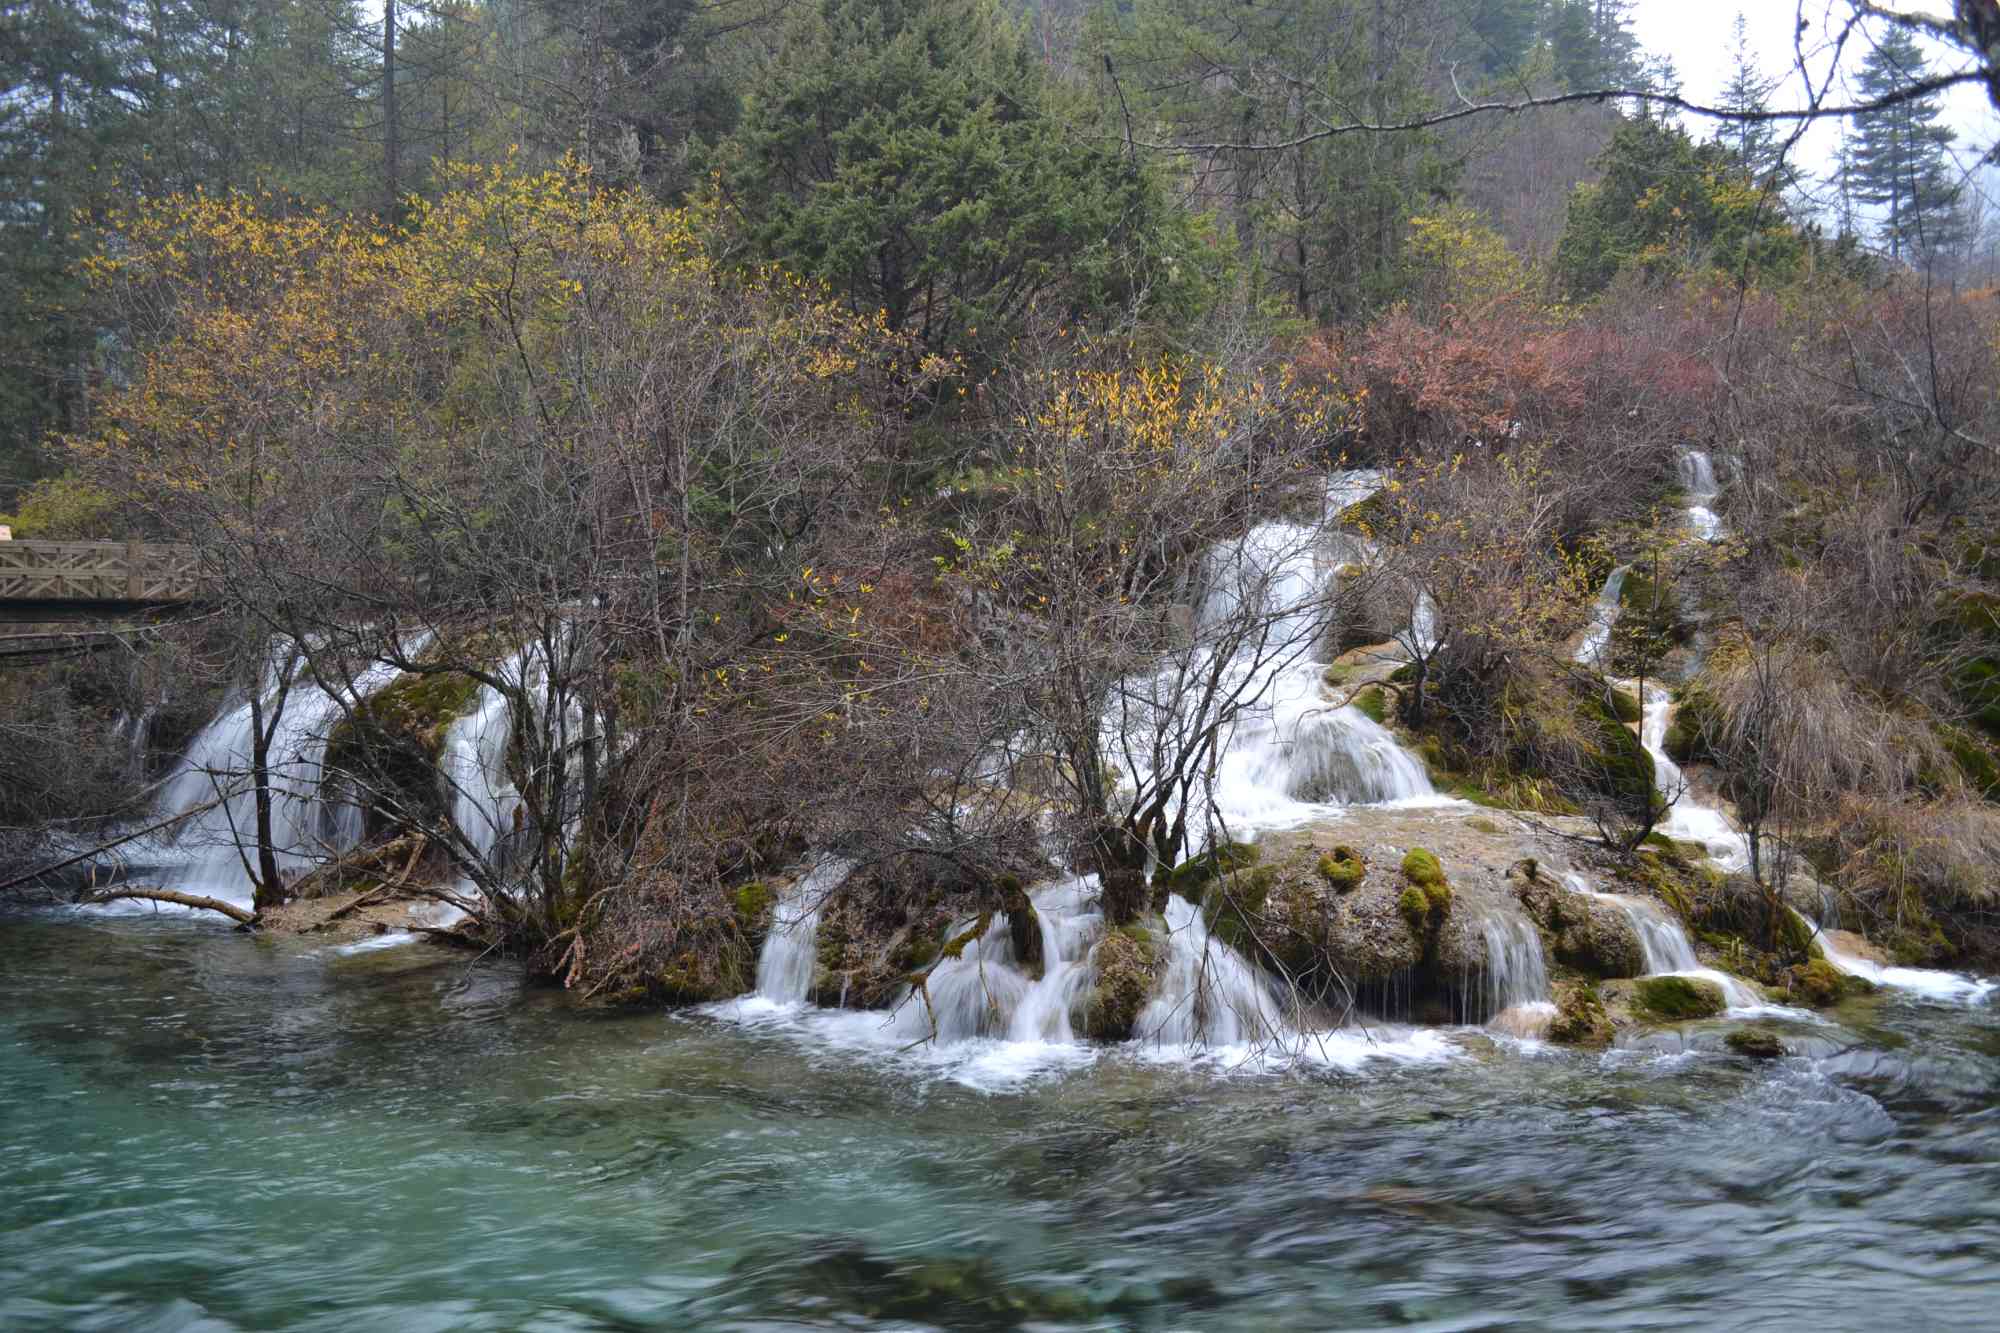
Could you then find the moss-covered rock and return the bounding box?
[1631,974,1725,1021]
[1352,685,1389,725]
[1510,867,1646,978]
[1608,687,1642,724]
[1546,979,1615,1046]
[1787,957,1874,1008]
[1083,923,1163,1041]
[324,667,486,837]
[1609,567,1689,675]
[1726,1028,1785,1060]
[1663,684,1721,766]
[1163,841,1260,901]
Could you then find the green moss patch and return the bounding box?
[1317,845,1366,891]
[1631,974,1725,1021]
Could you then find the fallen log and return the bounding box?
[84,886,258,926]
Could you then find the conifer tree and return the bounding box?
[1717,12,1783,184]
[1849,29,1964,266]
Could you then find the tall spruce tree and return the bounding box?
[1717,12,1783,183]
[1850,29,1964,266]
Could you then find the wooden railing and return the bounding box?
[0,539,202,605]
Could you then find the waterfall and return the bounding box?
[1678,447,1724,542]
[754,857,858,1005]
[136,644,415,907]
[887,876,1104,1042]
[439,671,526,876]
[1571,875,1762,1009]
[1107,471,1442,852]
[1794,910,1996,1005]
[1137,892,1289,1046]
[1474,906,1555,1035]
[1574,565,1629,668]
[1637,685,1749,870]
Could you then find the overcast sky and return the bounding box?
[1630,0,1998,208]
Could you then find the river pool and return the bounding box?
[3,910,1997,1330]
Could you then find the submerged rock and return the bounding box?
[1726,1028,1785,1060]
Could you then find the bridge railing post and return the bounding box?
[127,538,143,600]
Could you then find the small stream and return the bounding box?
[3,910,1998,1331]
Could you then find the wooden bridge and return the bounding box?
[0,538,203,624]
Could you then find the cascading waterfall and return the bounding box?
[1473,906,1556,1035]
[754,857,859,1005]
[1137,892,1288,1046]
[1111,471,1444,852]
[1574,565,1629,668]
[1569,874,1763,1009]
[739,471,1451,1054]
[133,643,418,907]
[1791,909,1996,1005]
[888,876,1104,1043]
[1679,448,1724,542]
[1636,684,1748,870]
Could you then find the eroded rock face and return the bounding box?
[1510,864,1645,978]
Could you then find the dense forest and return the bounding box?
[4,0,2000,1019]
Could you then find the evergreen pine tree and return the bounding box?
[1850,29,1964,266]
[1717,13,1783,183]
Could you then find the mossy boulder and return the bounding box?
[1509,866,1646,978]
[1608,687,1642,724]
[324,668,486,836]
[1631,974,1726,1021]
[1352,685,1389,725]
[1083,922,1163,1041]
[1163,841,1260,902]
[1663,684,1721,766]
[1546,980,1615,1046]
[1787,957,1875,1008]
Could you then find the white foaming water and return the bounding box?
[887,875,1103,1043]
[1137,892,1288,1046]
[1108,471,1445,852]
[1679,448,1724,542]
[1636,684,1749,870]
[1574,566,1629,668]
[1470,905,1555,1035]
[1573,875,1764,1010]
[1797,912,1996,1005]
[754,857,859,1004]
[128,643,419,909]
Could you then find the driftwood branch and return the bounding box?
[84,886,258,925]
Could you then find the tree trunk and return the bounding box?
[383,0,400,218]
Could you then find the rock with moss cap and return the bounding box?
[1787,957,1875,1008]
[1508,861,1645,978]
[1546,979,1615,1046]
[1630,974,1726,1021]
[1726,1029,1785,1060]
[1398,847,1453,935]
[1083,921,1164,1040]
[1317,845,1366,892]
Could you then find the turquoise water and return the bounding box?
[4,910,1999,1330]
